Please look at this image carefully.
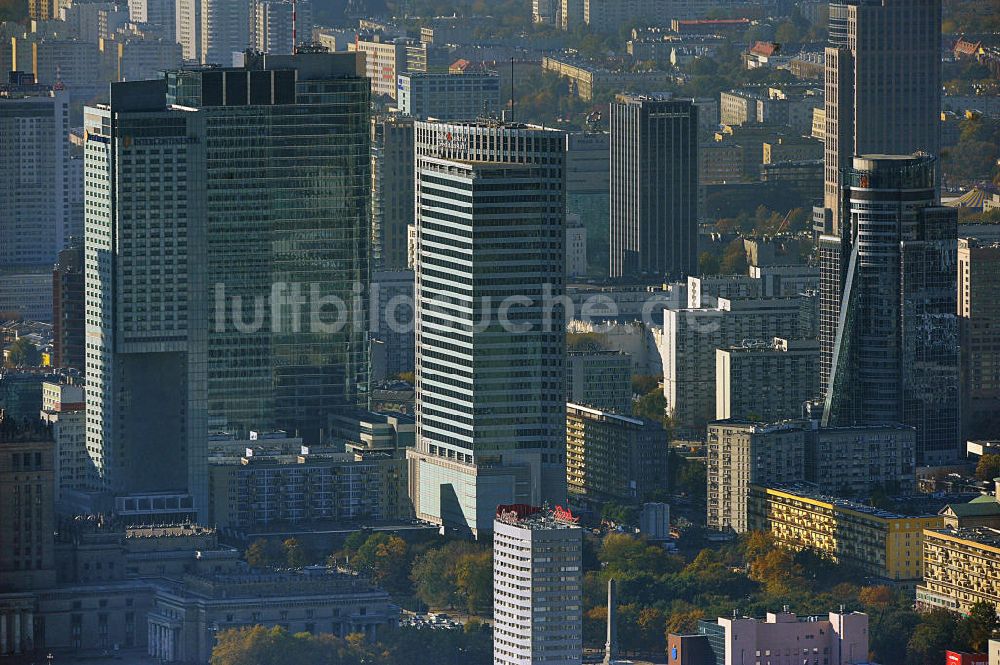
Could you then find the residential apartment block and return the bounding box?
[565,403,668,504]
[716,337,818,422]
[749,484,942,582]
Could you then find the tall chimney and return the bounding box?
[603,578,618,665]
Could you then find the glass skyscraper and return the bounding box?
[823,155,959,465]
[84,52,370,518]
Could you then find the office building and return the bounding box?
[493,505,583,665]
[749,484,942,582]
[252,0,312,55]
[52,243,85,372]
[715,337,818,422]
[0,74,70,273]
[201,0,250,65]
[822,0,941,232]
[0,415,57,591]
[128,0,177,38]
[806,424,915,497]
[566,350,631,414]
[662,296,814,436]
[707,419,916,532]
[696,611,869,665]
[100,31,184,83]
[371,115,414,273]
[7,37,103,92]
[0,272,52,322]
[823,155,959,465]
[327,410,415,456]
[958,238,1000,440]
[566,131,609,274]
[396,71,501,121]
[819,0,942,393]
[175,0,201,61]
[39,380,88,503]
[918,526,1000,616]
[566,216,587,277]
[565,403,668,504]
[610,95,698,281]
[84,53,370,519]
[407,120,566,538]
[370,270,415,381]
[207,445,410,531]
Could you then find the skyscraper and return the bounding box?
[52,241,85,371]
[609,94,698,282]
[201,0,251,65]
[252,0,312,55]
[823,155,958,465]
[371,114,414,273]
[407,120,567,538]
[84,52,370,518]
[958,238,1000,440]
[819,0,942,391]
[0,72,70,272]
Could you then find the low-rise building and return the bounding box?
[396,71,501,120]
[150,568,396,662]
[566,403,668,504]
[542,56,672,101]
[749,484,942,582]
[208,445,410,532]
[493,504,582,665]
[918,526,1000,616]
[694,610,869,665]
[39,380,88,502]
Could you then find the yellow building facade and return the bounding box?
[917,527,1000,616]
[749,485,942,582]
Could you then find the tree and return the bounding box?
[351,533,410,592]
[5,338,40,367]
[454,551,492,615]
[774,21,800,44]
[632,389,669,428]
[698,251,720,275]
[907,609,959,665]
[665,605,704,635]
[601,502,638,527]
[411,546,458,608]
[283,538,309,568]
[748,548,806,596]
[246,538,284,569]
[719,238,748,275]
[396,371,415,384]
[958,600,1000,652]
[631,375,661,397]
[975,454,1000,482]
